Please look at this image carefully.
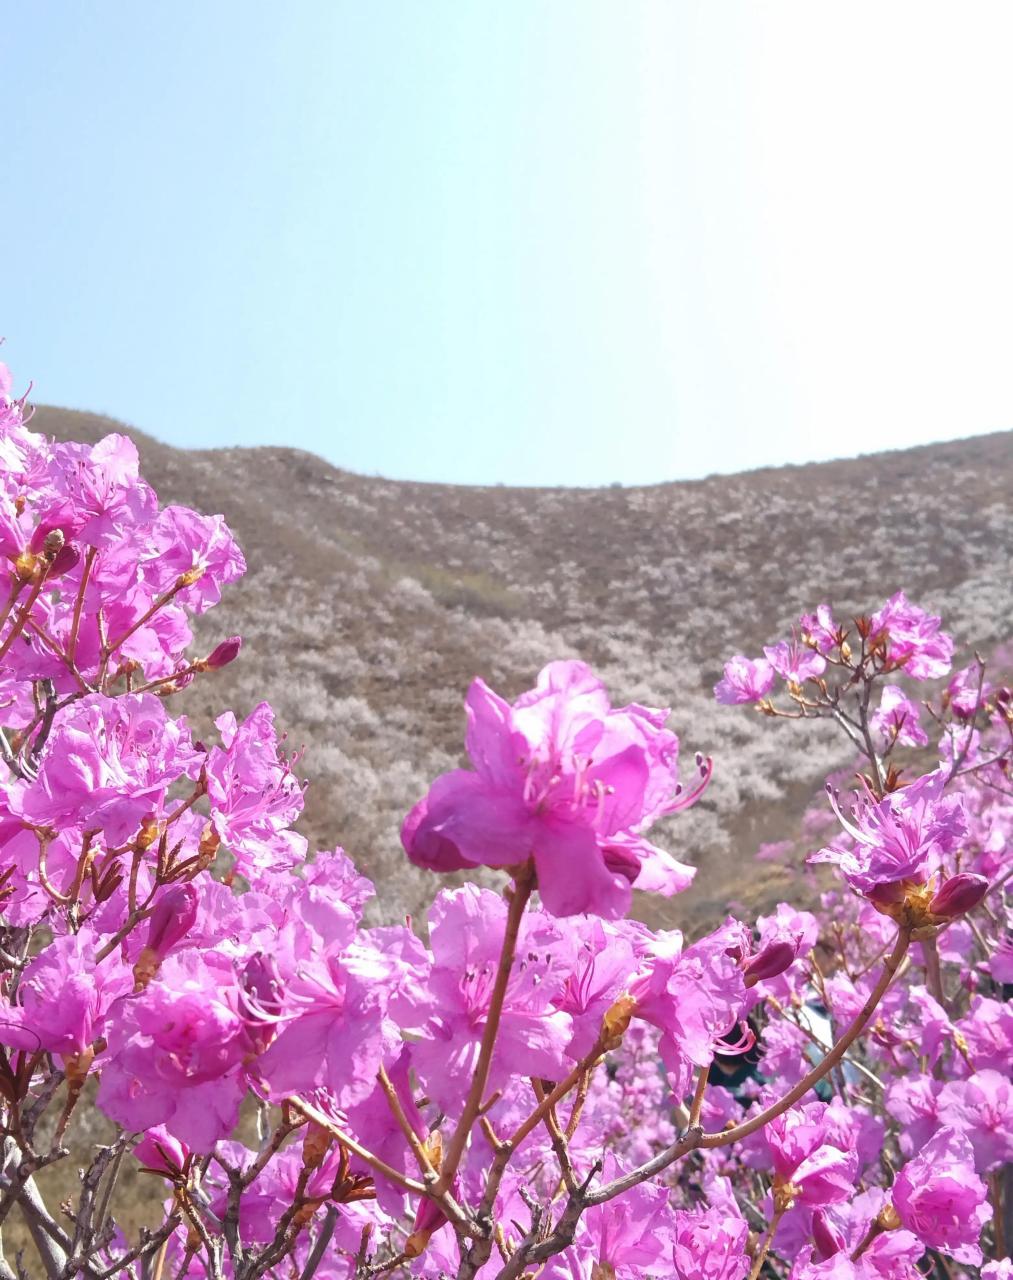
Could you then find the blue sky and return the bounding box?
[3,3,1013,486]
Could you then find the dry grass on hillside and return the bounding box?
[33,406,1013,929]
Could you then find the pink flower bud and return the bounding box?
[50,544,81,577]
[145,883,198,957]
[205,635,242,670]
[406,1185,454,1256]
[743,940,797,986]
[812,1209,846,1259]
[929,874,989,921]
[134,1127,190,1176]
[864,880,909,911]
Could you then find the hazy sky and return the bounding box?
[3,3,1013,486]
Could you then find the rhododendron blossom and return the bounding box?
[713,654,775,704]
[890,1127,992,1265]
[812,770,967,898]
[762,1102,858,1209]
[869,591,954,680]
[870,686,928,748]
[12,691,202,843]
[401,660,704,917]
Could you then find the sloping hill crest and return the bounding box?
[29,406,1013,926]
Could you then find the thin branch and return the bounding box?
[435,864,534,1196]
[288,1098,427,1196]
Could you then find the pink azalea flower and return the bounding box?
[799,605,839,656]
[346,1048,428,1215]
[890,1127,991,1266]
[884,1075,942,1157]
[53,434,158,547]
[98,951,249,1151]
[745,903,819,992]
[763,1102,858,1209]
[410,886,572,1112]
[811,770,966,896]
[581,1166,675,1277]
[0,931,130,1058]
[987,933,1013,984]
[790,1251,859,1280]
[803,1189,923,1280]
[301,846,376,920]
[671,1204,750,1280]
[553,917,639,1060]
[402,660,702,918]
[142,505,246,613]
[758,1018,810,1088]
[870,687,928,748]
[946,660,991,718]
[205,702,307,878]
[12,692,202,846]
[252,921,416,1113]
[956,995,1013,1073]
[764,639,827,684]
[869,592,953,680]
[714,655,775,705]
[631,921,750,1093]
[937,1070,1013,1172]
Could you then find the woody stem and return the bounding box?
[435,862,535,1196]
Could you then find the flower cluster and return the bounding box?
[0,360,1009,1280]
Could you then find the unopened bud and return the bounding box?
[61,1043,96,1093]
[423,1130,443,1171]
[929,873,989,921]
[876,1203,901,1233]
[135,815,160,851]
[404,1231,430,1259]
[743,940,797,987]
[132,946,160,991]
[864,880,909,914]
[13,550,36,580]
[591,1264,617,1280]
[41,528,65,561]
[177,566,204,588]
[812,1210,846,1260]
[406,1194,449,1257]
[203,635,242,670]
[601,994,637,1048]
[197,823,220,868]
[45,538,80,577]
[146,883,198,955]
[134,1128,190,1176]
[302,1122,332,1168]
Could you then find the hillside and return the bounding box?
[30,406,1013,928]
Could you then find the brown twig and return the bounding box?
[435,863,535,1196]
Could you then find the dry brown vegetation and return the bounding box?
[33,406,1013,930]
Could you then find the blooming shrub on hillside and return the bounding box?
[0,362,1010,1279]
